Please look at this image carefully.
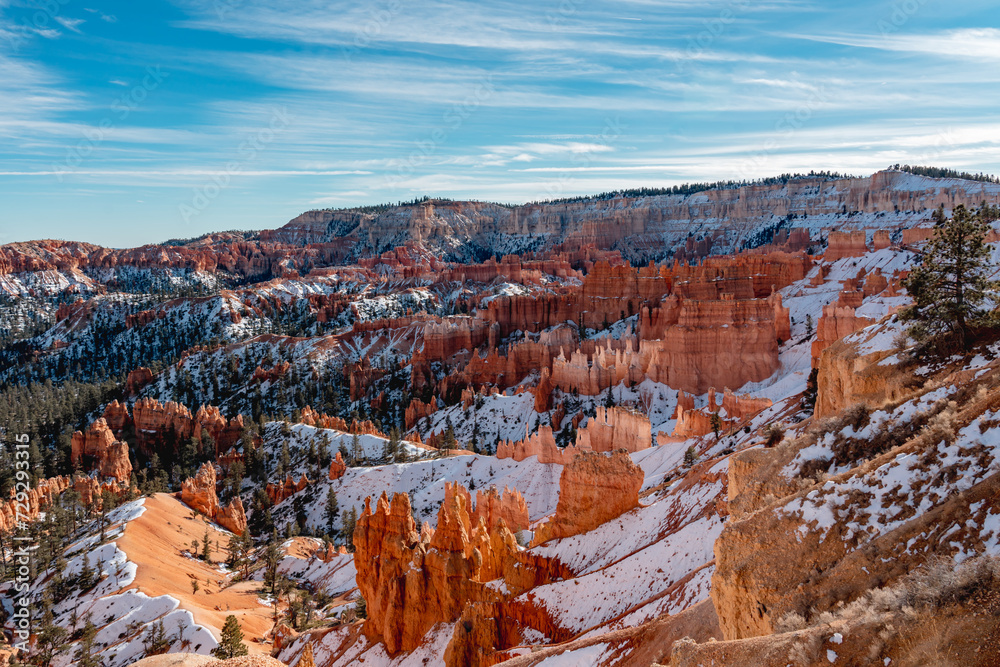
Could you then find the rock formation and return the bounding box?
[823,230,868,261]
[0,476,72,533]
[267,473,312,505]
[531,450,643,546]
[98,440,133,482]
[673,388,772,438]
[131,398,244,455]
[180,462,219,518]
[404,398,437,430]
[354,483,567,656]
[810,303,876,368]
[299,405,386,437]
[215,496,248,535]
[178,462,248,534]
[125,366,154,394]
[328,451,347,481]
[575,406,652,454]
[71,418,133,482]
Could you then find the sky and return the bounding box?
[0,0,998,247]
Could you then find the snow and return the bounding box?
[828,649,838,663]
[535,644,609,666]
[781,412,1000,549]
[268,440,563,536]
[524,477,724,634]
[275,548,358,598]
[279,621,455,667]
[0,498,222,667]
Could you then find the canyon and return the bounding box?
[4,170,1000,667]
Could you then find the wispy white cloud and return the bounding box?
[797,28,1000,61]
[55,17,84,33]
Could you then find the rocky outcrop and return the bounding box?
[354,483,568,656]
[299,406,386,437]
[102,399,130,433]
[496,426,570,465]
[180,462,219,518]
[823,230,868,261]
[638,293,789,395]
[531,450,643,546]
[497,408,653,465]
[216,496,248,535]
[98,440,133,482]
[71,418,133,482]
[297,642,316,667]
[267,473,312,505]
[328,451,347,481]
[125,366,154,394]
[673,388,772,438]
[468,485,530,534]
[71,475,125,508]
[71,418,116,466]
[404,398,437,430]
[575,406,652,454]
[814,325,909,418]
[0,476,72,533]
[131,398,243,455]
[810,303,875,368]
[179,462,248,533]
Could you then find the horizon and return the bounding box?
[1,1,999,247]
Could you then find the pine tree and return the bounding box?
[341,507,358,551]
[684,446,698,467]
[74,617,99,667]
[902,204,998,352]
[78,552,94,590]
[709,413,723,441]
[143,619,170,657]
[264,532,281,594]
[351,432,362,464]
[200,526,212,562]
[36,620,68,666]
[211,615,249,659]
[325,487,339,535]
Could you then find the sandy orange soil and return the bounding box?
[117,493,278,654]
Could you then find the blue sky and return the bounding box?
[1,0,998,247]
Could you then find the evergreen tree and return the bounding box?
[341,507,358,551]
[684,446,698,467]
[142,619,170,657]
[902,204,998,352]
[324,487,339,535]
[73,617,99,667]
[78,552,95,590]
[351,432,362,464]
[226,530,252,579]
[709,413,723,441]
[35,620,68,666]
[382,427,402,462]
[264,532,281,594]
[202,526,212,562]
[211,615,249,659]
[802,368,819,411]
